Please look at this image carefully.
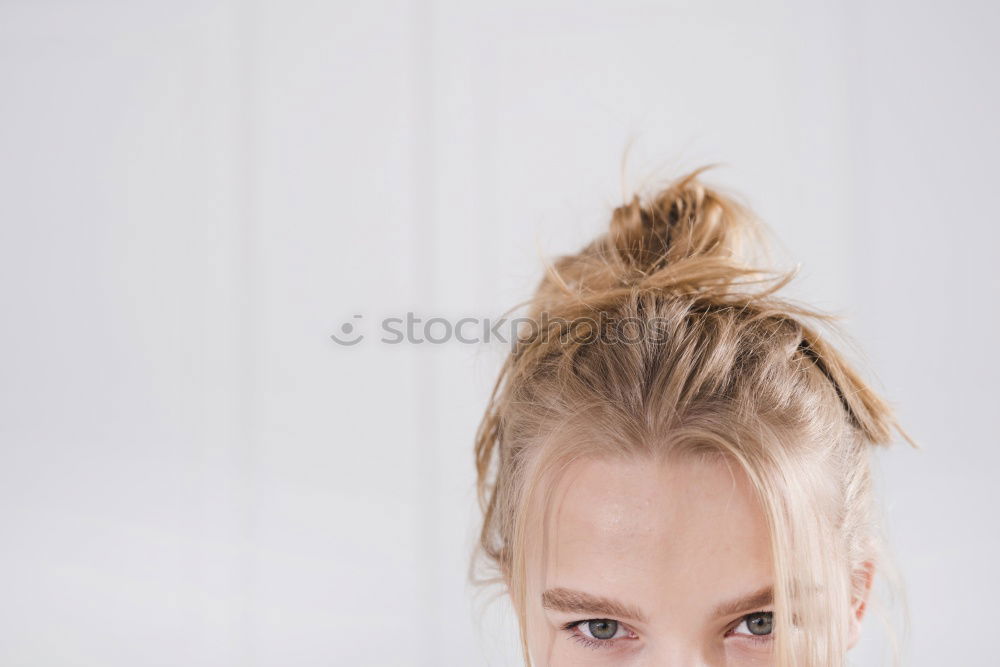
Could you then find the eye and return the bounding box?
[562,618,638,649]
[576,619,630,641]
[730,611,773,638]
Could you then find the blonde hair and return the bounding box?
[473,166,915,666]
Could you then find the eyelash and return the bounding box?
[560,620,635,651]
[561,612,774,651]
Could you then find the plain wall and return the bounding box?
[1,1,997,665]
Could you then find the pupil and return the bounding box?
[746,612,773,636]
[588,619,618,640]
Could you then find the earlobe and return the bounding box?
[847,560,876,650]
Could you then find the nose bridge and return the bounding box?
[642,638,713,667]
[648,653,711,667]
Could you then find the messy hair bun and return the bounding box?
[533,166,763,310]
[474,165,914,667]
[513,166,908,447]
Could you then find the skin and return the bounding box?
[520,455,871,666]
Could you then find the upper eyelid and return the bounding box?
[564,611,769,624]
[563,617,626,629]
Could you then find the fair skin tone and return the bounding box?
[519,455,872,666]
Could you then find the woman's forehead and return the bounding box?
[531,455,773,620]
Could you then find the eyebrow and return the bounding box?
[711,586,774,618]
[541,585,774,624]
[542,588,648,623]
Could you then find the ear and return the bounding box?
[847,560,875,650]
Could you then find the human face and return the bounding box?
[523,454,779,666]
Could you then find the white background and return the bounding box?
[1,1,998,665]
